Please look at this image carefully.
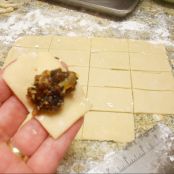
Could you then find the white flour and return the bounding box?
[0,2,173,49]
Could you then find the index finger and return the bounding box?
[0,70,12,105]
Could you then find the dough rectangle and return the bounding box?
[134,89,174,114]
[50,36,91,51]
[91,38,128,52]
[49,50,90,67]
[91,52,130,70]
[132,71,174,90]
[14,35,53,49]
[89,68,131,88]
[75,123,84,140]
[130,53,171,72]
[69,66,89,86]
[129,40,166,54]
[4,47,49,67]
[88,87,133,113]
[83,111,135,142]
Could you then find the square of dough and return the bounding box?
[82,86,88,96]
[132,71,174,90]
[89,68,131,88]
[49,50,90,67]
[88,87,133,113]
[134,89,174,114]
[130,53,171,71]
[129,40,166,54]
[14,36,53,49]
[75,124,84,140]
[83,111,135,142]
[91,38,128,52]
[4,47,49,67]
[50,36,91,51]
[3,52,91,139]
[91,52,130,70]
[69,66,89,86]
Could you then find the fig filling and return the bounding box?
[27,68,78,116]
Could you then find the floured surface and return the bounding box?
[3,35,174,143]
[3,51,91,139]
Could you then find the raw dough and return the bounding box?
[130,53,171,72]
[134,89,174,114]
[83,111,135,142]
[50,36,91,51]
[82,86,87,96]
[88,87,133,113]
[89,68,131,88]
[129,40,166,54]
[69,66,89,86]
[3,52,91,139]
[132,71,174,91]
[91,38,128,52]
[49,50,90,67]
[14,36,53,49]
[75,124,84,140]
[91,52,130,70]
[4,47,49,67]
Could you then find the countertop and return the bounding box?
[0,0,174,173]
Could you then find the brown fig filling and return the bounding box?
[27,68,78,116]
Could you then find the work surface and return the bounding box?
[0,0,174,173]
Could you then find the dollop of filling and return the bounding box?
[27,68,78,116]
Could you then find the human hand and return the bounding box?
[0,70,83,173]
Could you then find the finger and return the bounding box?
[0,143,20,173]
[0,96,28,141]
[5,161,33,174]
[27,117,84,173]
[11,119,48,157]
[0,70,12,105]
[0,143,33,173]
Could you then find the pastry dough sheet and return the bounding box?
[134,90,174,114]
[88,87,133,113]
[132,71,174,91]
[83,111,135,142]
[4,36,174,142]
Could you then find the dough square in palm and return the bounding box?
[134,89,174,114]
[88,87,133,113]
[129,40,166,54]
[14,36,53,49]
[91,52,130,70]
[130,53,171,71]
[89,68,131,88]
[4,47,49,67]
[50,36,91,51]
[49,50,90,67]
[75,124,84,140]
[132,71,174,90]
[91,37,128,52]
[69,66,89,86]
[83,111,135,142]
